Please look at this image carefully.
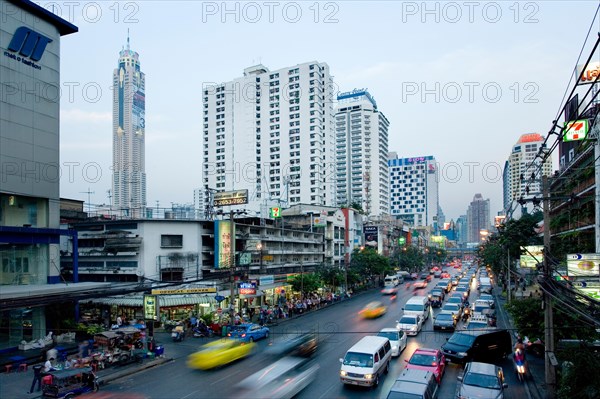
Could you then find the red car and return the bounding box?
[441,272,451,279]
[404,348,446,384]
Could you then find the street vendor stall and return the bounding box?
[90,327,144,367]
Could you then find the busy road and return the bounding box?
[96,266,529,398]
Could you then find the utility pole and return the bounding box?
[542,175,557,399]
[591,112,600,253]
[507,248,511,303]
[229,208,236,328]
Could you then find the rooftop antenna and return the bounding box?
[80,188,95,213]
[127,28,130,50]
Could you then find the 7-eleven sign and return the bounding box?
[563,119,589,142]
[270,207,281,218]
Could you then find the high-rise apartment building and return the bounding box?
[467,193,490,242]
[334,89,389,216]
[201,62,335,215]
[456,214,468,244]
[503,133,552,213]
[112,36,146,218]
[388,154,439,227]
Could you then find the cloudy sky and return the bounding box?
[53,1,599,221]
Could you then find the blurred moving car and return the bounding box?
[265,332,317,357]
[227,323,270,342]
[413,280,428,289]
[381,287,398,295]
[377,328,407,357]
[360,301,387,319]
[404,348,447,384]
[457,361,508,399]
[234,357,319,399]
[187,339,256,370]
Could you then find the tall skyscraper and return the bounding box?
[388,154,439,227]
[502,133,552,214]
[334,89,389,216]
[467,193,490,242]
[456,214,468,244]
[112,35,146,218]
[201,62,335,215]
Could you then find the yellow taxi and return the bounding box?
[359,301,387,319]
[186,339,256,370]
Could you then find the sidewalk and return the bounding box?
[0,340,172,399]
[495,284,547,399]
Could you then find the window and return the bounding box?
[161,235,183,248]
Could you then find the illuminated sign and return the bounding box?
[238,282,257,295]
[270,207,281,218]
[151,288,217,295]
[398,237,406,245]
[214,220,234,269]
[213,190,248,206]
[577,61,600,85]
[567,253,600,277]
[143,295,158,320]
[520,245,544,268]
[494,215,506,228]
[406,156,426,163]
[364,226,378,248]
[7,26,52,62]
[563,120,589,142]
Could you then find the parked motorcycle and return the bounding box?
[514,349,526,382]
[193,323,213,338]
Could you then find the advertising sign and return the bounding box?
[214,220,234,269]
[238,282,257,295]
[213,190,248,206]
[563,120,589,142]
[239,252,252,265]
[577,61,600,85]
[270,207,281,218]
[364,226,378,248]
[259,275,274,285]
[151,287,217,295]
[143,295,158,320]
[567,253,600,277]
[398,237,406,245]
[520,245,544,268]
[313,216,327,227]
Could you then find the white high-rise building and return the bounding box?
[503,133,552,212]
[112,36,146,218]
[388,154,439,227]
[202,62,335,215]
[334,89,390,216]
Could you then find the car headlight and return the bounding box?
[340,370,347,377]
[458,352,468,357]
[392,345,398,350]
[364,374,374,379]
[410,326,417,330]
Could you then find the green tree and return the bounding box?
[349,247,391,279]
[396,246,425,273]
[316,263,345,291]
[288,272,322,297]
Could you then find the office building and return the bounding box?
[467,193,491,242]
[334,89,390,216]
[112,35,147,218]
[201,62,335,216]
[503,133,552,213]
[388,154,439,227]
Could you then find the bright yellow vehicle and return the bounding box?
[359,301,387,319]
[186,339,256,370]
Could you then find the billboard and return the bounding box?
[364,226,378,248]
[577,61,600,85]
[213,190,248,206]
[143,295,158,321]
[520,245,544,268]
[567,253,600,277]
[214,220,234,269]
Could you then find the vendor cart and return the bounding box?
[41,366,99,398]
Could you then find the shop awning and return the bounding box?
[87,295,217,307]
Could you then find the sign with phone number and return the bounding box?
[214,197,248,206]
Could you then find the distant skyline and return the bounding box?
[53,1,597,221]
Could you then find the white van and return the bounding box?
[384,275,400,287]
[403,296,430,320]
[340,336,392,387]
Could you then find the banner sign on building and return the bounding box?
[270,207,281,218]
[143,295,158,320]
[520,245,544,268]
[213,190,248,206]
[259,275,274,286]
[313,216,327,227]
[364,226,378,248]
[151,287,217,295]
[214,220,234,269]
[577,61,600,85]
[567,253,600,277]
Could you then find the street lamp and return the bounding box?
[256,242,263,271]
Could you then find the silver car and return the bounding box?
[377,328,407,357]
[457,361,507,399]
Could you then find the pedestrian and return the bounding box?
[116,315,123,327]
[28,363,44,394]
[44,357,54,373]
